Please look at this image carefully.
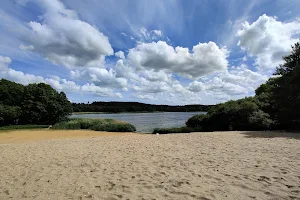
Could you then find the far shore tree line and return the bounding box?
[72,102,213,113]
[1,42,300,132]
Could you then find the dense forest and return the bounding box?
[0,80,72,126]
[186,42,300,131]
[72,102,213,113]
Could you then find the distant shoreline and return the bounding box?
[72,111,207,115]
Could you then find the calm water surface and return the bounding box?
[71,112,205,133]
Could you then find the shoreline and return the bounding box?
[72,111,207,115]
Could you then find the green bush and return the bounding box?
[152,126,202,134]
[186,97,273,131]
[0,125,49,131]
[52,118,136,132]
[248,110,273,130]
[185,114,208,127]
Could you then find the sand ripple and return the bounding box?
[1,131,300,199]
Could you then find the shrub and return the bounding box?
[152,126,202,134]
[185,114,208,127]
[0,125,49,131]
[248,110,273,130]
[52,118,136,132]
[186,97,274,131]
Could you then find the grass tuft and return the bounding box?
[52,118,136,132]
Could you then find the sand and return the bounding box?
[0,131,300,200]
[0,129,135,144]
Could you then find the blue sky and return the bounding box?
[0,0,300,105]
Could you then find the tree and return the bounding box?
[0,79,73,126]
[255,78,278,125]
[272,42,300,129]
[0,104,21,125]
[21,83,73,125]
[0,79,25,106]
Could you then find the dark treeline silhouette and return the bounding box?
[72,102,213,113]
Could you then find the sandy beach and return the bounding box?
[0,131,300,200]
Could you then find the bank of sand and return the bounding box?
[0,131,300,200]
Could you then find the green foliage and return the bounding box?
[21,83,72,124]
[152,126,202,134]
[185,114,208,127]
[0,104,21,125]
[271,44,300,129]
[52,118,136,132]
[187,97,273,131]
[255,78,277,116]
[0,79,25,106]
[0,125,49,131]
[0,79,73,126]
[248,110,273,130]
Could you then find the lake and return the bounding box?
[71,112,206,133]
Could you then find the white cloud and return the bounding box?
[135,94,158,100]
[128,41,229,79]
[188,81,205,92]
[187,64,268,101]
[137,28,165,42]
[115,59,140,81]
[21,0,113,68]
[143,70,172,82]
[132,77,171,93]
[153,30,162,37]
[0,56,11,71]
[81,83,122,98]
[237,14,300,70]
[70,67,128,90]
[3,69,45,85]
[222,66,268,90]
[115,51,125,59]
[0,56,122,98]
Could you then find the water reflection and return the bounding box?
[71,112,205,132]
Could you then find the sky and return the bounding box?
[0,0,300,105]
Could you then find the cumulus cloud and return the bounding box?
[70,68,128,90]
[187,64,268,101]
[135,94,158,100]
[188,81,205,92]
[0,56,122,98]
[115,51,125,59]
[128,41,229,78]
[113,58,190,95]
[115,59,140,81]
[237,14,300,70]
[81,83,122,98]
[0,56,11,71]
[21,0,113,68]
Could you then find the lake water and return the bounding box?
[71,112,205,133]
